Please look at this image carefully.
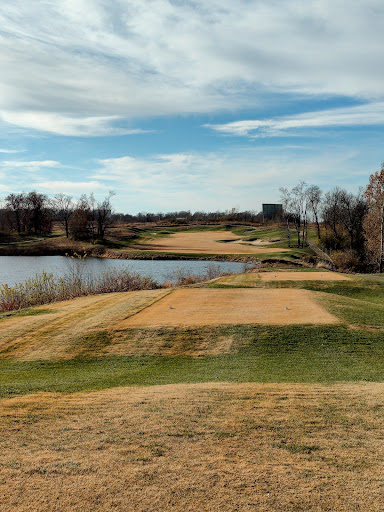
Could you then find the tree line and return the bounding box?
[0,192,115,242]
[1,163,384,272]
[111,209,262,224]
[280,164,384,272]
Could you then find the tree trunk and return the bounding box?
[286,218,291,248]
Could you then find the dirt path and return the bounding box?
[119,288,339,327]
[0,290,169,360]
[1,382,384,512]
[134,231,290,254]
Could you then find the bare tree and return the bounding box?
[322,188,345,246]
[25,191,51,234]
[338,189,367,254]
[280,181,308,248]
[69,195,93,241]
[5,193,26,234]
[95,191,115,240]
[279,187,292,248]
[68,192,115,242]
[51,194,73,238]
[307,185,322,240]
[364,165,384,272]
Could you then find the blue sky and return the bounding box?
[0,0,383,213]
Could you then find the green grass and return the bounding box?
[1,269,384,397]
[1,324,384,397]
[0,308,54,321]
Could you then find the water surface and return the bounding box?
[0,256,248,287]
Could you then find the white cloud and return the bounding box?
[0,148,24,153]
[92,147,370,212]
[0,111,148,137]
[0,160,62,169]
[205,102,384,137]
[0,1,384,134]
[0,145,376,211]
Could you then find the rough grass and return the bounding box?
[2,269,384,510]
[1,382,384,511]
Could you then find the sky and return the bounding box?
[0,0,383,214]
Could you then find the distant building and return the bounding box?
[262,203,283,222]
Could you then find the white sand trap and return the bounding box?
[258,271,351,281]
[119,288,338,327]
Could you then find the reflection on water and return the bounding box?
[0,256,248,287]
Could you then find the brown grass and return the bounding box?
[257,271,351,281]
[0,290,169,360]
[134,230,291,254]
[1,382,384,512]
[118,288,339,328]
[216,271,351,287]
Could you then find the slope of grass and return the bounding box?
[1,323,384,397]
[1,271,384,397]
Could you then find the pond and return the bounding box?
[0,256,249,287]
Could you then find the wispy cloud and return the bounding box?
[0,160,62,169]
[0,1,384,135]
[0,148,24,153]
[0,111,148,137]
[205,102,384,138]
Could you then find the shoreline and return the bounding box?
[0,244,261,263]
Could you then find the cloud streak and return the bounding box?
[205,102,384,137]
[0,160,62,169]
[0,148,24,153]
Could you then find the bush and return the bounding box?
[169,263,234,286]
[0,266,159,312]
[331,250,367,273]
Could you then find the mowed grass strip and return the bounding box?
[1,382,384,512]
[1,324,384,397]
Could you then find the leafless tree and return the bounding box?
[5,192,26,233]
[307,185,322,239]
[280,181,308,248]
[51,194,73,238]
[364,164,384,272]
[95,191,115,240]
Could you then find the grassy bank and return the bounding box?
[1,271,383,397]
[1,323,384,397]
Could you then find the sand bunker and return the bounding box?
[258,271,351,281]
[135,231,290,254]
[120,288,338,327]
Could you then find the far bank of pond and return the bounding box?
[0,256,250,287]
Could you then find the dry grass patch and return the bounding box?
[119,288,339,328]
[134,230,290,254]
[1,382,384,512]
[258,271,351,281]
[0,289,169,360]
[217,271,351,287]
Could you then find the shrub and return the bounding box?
[331,250,367,272]
[0,266,159,313]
